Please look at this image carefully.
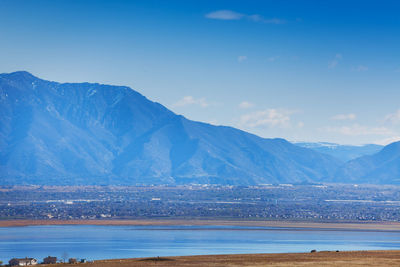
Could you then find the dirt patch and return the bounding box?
[139,257,175,261]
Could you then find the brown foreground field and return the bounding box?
[3,219,400,231]
[45,251,400,267]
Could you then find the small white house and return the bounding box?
[9,258,38,266]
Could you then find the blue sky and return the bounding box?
[1,0,400,145]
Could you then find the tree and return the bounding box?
[62,252,69,263]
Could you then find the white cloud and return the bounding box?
[297,121,305,128]
[352,65,368,72]
[172,96,209,108]
[266,18,286,24]
[248,15,286,24]
[328,53,342,69]
[205,10,285,24]
[267,56,280,62]
[321,124,393,136]
[384,109,400,125]
[205,10,244,20]
[238,55,247,62]
[238,101,255,109]
[239,108,294,128]
[331,113,356,121]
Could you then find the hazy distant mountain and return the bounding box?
[294,142,383,162]
[335,141,400,184]
[0,71,341,185]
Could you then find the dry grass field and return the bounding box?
[44,250,400,267]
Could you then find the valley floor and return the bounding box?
[43,250,400,267]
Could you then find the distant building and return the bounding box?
[9,258,38,266]
[43,256,57,264]
[68,258,77,264]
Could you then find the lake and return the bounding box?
[1,225,400,262]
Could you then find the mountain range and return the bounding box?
[0,71,341,185]
[295,142,383,162]
[335,141,400,184]
[0,71,399,185]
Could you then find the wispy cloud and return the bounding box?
[267,56,280,62]
[205,10,285,24]
[238,101,255,109]
[328,53,342,69]
[352,65,368,72]
[321,124,393,136]
[247,15,286,24]
[205,10,244,20]
[237,55,247,63]
[384,109,400,125]
[172,96,209,108]
[239,108,295,128]
[331,113,356,121]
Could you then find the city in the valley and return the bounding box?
[2,184,400,222]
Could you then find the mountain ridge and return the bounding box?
[0,71,346,185]
[294,142,383,162]
[335,141,400,184]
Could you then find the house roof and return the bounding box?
[11,258,37,262]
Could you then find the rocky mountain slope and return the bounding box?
[0,71,342,185]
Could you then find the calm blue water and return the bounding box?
[1,225,400,262]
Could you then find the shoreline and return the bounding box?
[2,219,400,231]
